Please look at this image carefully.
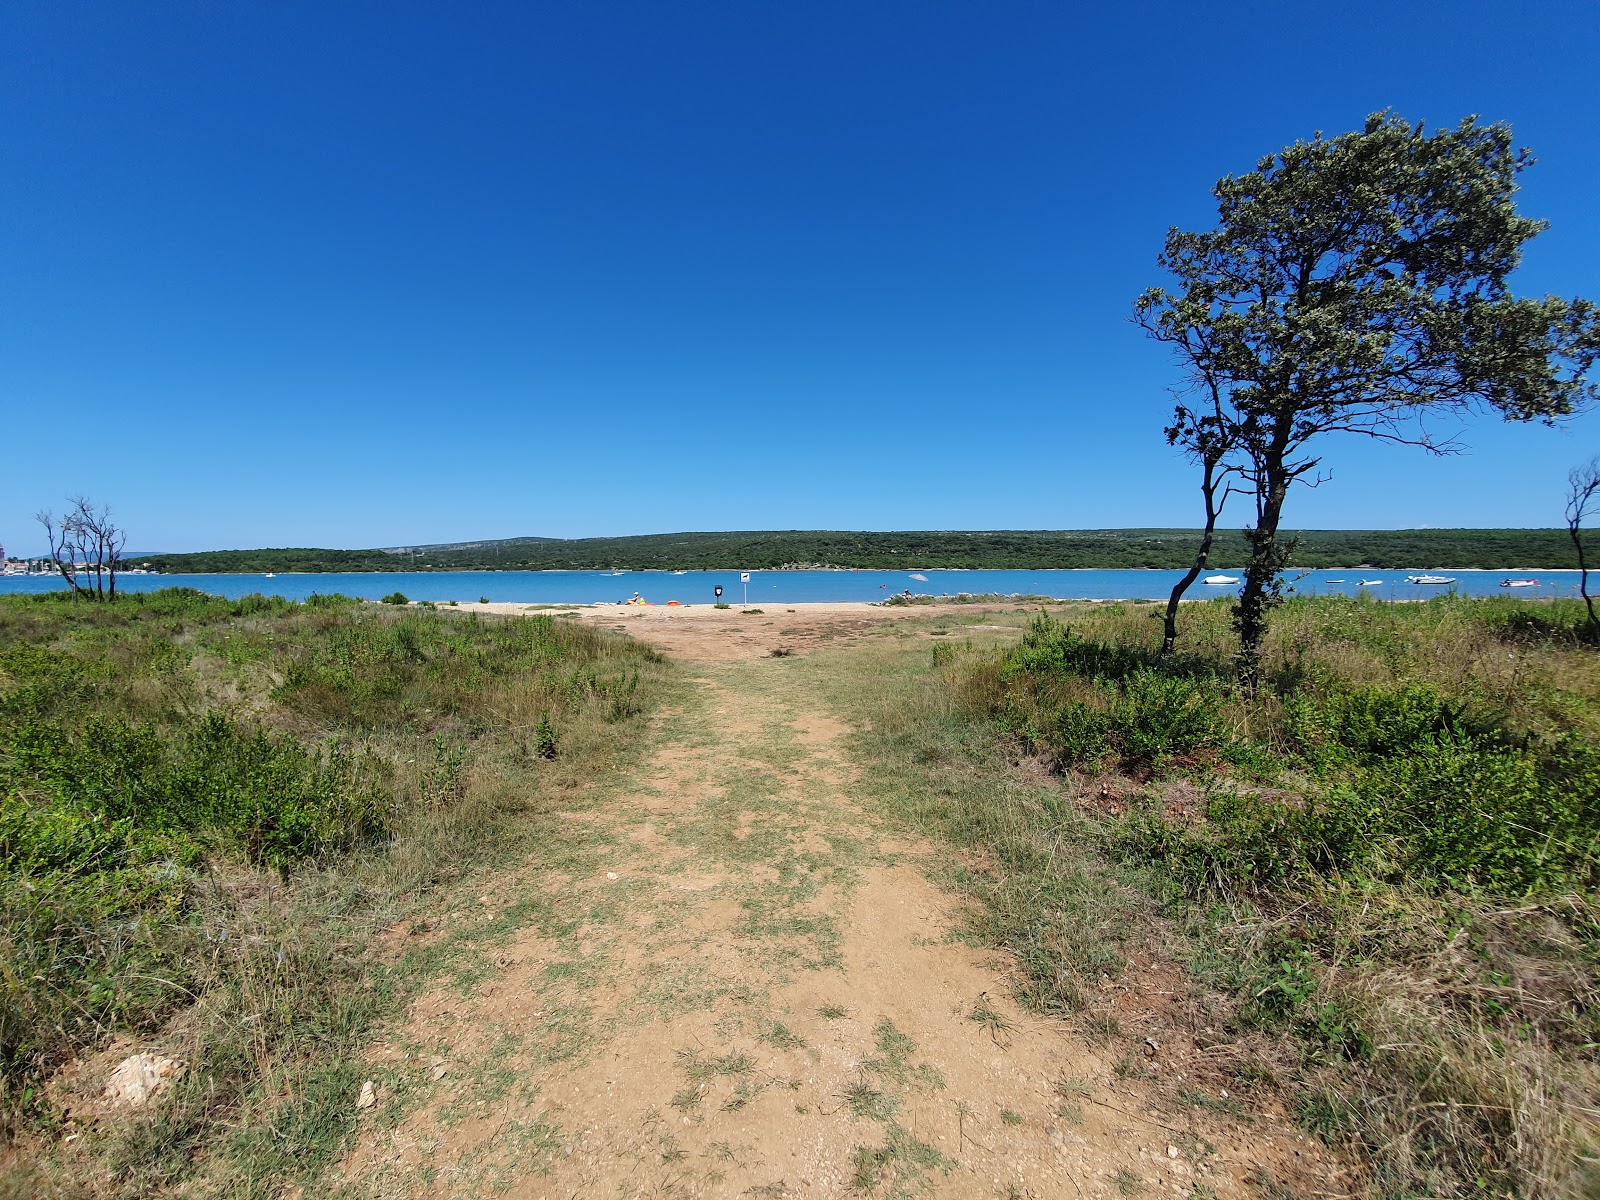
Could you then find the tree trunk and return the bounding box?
[1572,523,1599,633]
[1234,453,1291,698]
[1162,454,1227,655]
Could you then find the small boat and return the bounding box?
[1407,575,1456,585]
[1501,578,1539,588]
[909,573,928,582]
[1358,578,1384,586]
[672,570,688,575]
[1324,578,1347,584]
[1202,574,1239,585]
[264,572,275,578]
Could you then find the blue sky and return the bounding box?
[3,1,1598,553]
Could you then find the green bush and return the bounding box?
[534,709,559,759]
[1110,670,1224,765]
[380,592,409,606]
[6,711,386,869]
[995,611,1600,896]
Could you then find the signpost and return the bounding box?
[740,572,750,606]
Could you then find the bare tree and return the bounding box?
[1567,457,1600,633]
[36,508,86,597]
[1159,376,1246,655]
[34,497,128,601]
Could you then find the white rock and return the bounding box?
[104,1053,184,1108]
[357,1080,377,1110]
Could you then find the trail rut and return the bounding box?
[341,615,1331,1199]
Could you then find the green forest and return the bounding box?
[144,527,1581,574]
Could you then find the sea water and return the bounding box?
[0,569,1585,605]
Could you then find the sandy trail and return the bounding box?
[342,607,1329,1199]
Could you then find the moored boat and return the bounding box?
[1202,574,1239,585]
[1406,574,1455,585]
[1501,578,1539,587]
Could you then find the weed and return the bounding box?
[842,1079,897,1122]
[849,1123,952,1197]
[381,591,409,605]
[999,1107,1023,1125]
[757,1020,805,1051]
[1112,1168,1144,1195]
[818,1004,849,1020]
[534,710,559,759]
[1085,1014,1121,1044]
[968,993,1016,1046]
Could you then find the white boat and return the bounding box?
[1358,578,1384,586]
[1201,574,1239,585]
[264,572,275,578]
[1325,578,1347,584]
[672,570,688,575]
[1501,578,1539,588]
[909,573,928,582]
[1407,575,1455,585]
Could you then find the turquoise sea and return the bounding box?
[0,568,1586,605]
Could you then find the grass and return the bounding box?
[0,588,668,1196]
[819,594,1600,1200]
[849,1123,952,1198]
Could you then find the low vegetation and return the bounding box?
[845,595,1599,1200]
[0,588,666,1196]
[144,526,1585,574]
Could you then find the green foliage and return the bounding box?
[534,710,559,759]
[147,526,1590,574]
[6,710,386,868]
[995,612,1225,770]
[380,591,409,605]
[996,610,1599,895]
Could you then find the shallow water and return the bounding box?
[0,568,1585,605]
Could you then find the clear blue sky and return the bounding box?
[4,1,1598,553]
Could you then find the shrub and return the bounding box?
[380,592,409,606]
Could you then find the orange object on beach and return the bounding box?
[666,600,681,606]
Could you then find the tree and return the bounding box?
[1567,456,1600,634]
[1136,112,1600,693]
[35,496,127,601]
[1159,374,1244,655]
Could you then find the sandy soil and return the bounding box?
[341,607,1336,1199]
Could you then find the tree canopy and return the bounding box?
[1136,112,1600,687]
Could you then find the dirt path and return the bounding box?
[341,610,1329,1199]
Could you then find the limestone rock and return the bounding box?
[104,1053,184,1109]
